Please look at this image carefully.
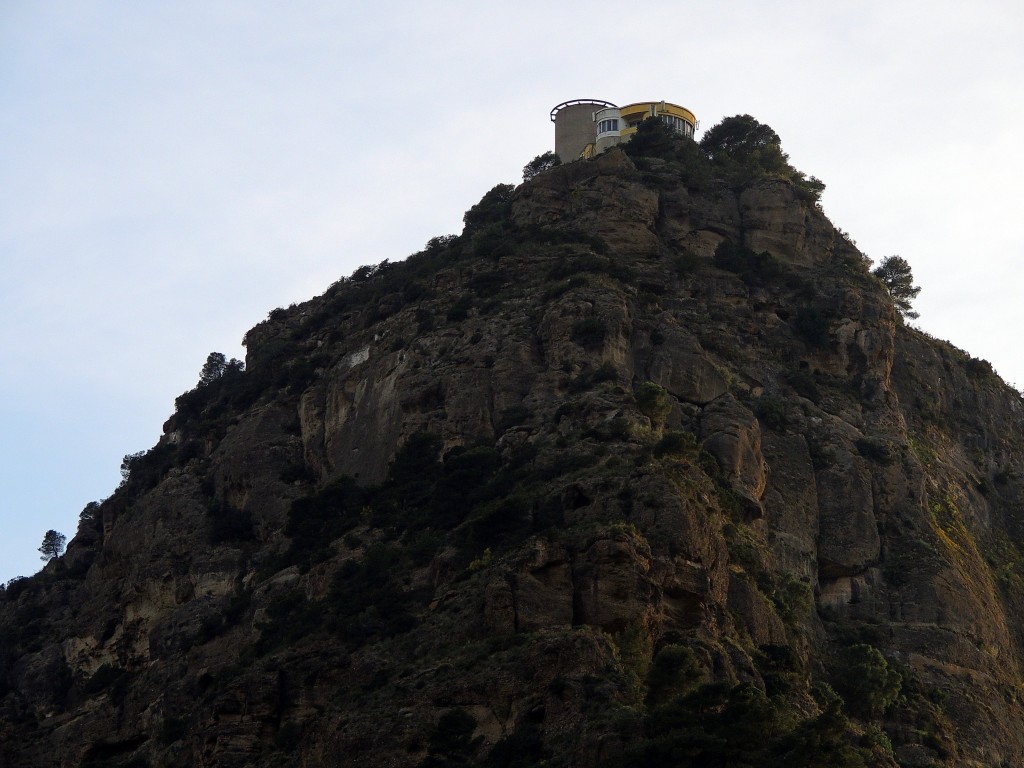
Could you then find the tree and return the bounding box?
[197,351,243,387]
[872,255,921,320]
[699,115,825,202]
[623,114,681,159]
[424,234,458,253]
[39,530,66,561]
[76,501,102,539]
[700,114,788,171]
[120,450,146,483]
[462,183,515,231]
[79,501,100,522]
[522,151,561,182]
[832,644,902,719]
[198,352,227,386]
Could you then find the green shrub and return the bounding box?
[621,116,681,161]
[700,114,826,203]
[756,643,802,696]
[424,234,459,253]
[429,446,503,529]
[832,644,902,719]
[770,573,813,623]
[645,644,706,706]
[323,544,418,645]
[389,432,443,485]
[635,382,671,430]
[613,622,654,701]
[522,151,561,181]
[463,184,515,231]
[286,476,366,566]
[620,118,713,190]
[966,356,996,380]
[774,700,870,767]
[861,723,893,756]
[117,443,178,494]
[631,682,784,766]
[755,396,787,431]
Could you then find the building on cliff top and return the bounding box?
[550,99,698,163]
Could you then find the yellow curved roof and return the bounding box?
[618,101,696,126]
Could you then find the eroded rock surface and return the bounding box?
[2,145,1023,768]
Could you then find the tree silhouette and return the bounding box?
[39,530,66,561]
[198,352,227,386]
[197,351,243,387]
[522,151,561,182]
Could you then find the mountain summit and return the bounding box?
[2,117,1022,768]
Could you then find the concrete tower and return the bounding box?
[550,99,616,163]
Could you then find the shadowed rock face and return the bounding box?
[3,147,1024,767]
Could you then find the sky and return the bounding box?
[2,1,1023,584]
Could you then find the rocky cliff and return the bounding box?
[3,121,1024,768]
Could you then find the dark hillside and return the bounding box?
[2,117,1022,767]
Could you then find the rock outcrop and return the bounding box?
[2,140,1024,768]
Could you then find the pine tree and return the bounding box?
[39,529,66,561]
[872,255,921,320]
[198,352,228,386]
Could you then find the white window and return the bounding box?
[598,118,620,134]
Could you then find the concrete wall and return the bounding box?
[553,102,602,163]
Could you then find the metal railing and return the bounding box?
[550,99,617,122]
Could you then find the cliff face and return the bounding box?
[3,141,1024,768]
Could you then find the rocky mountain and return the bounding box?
[3,118,1024,768]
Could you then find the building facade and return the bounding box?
[550,100,698,163]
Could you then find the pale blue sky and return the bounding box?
[3,1,1024,583]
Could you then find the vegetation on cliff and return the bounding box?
[873,255,922,320]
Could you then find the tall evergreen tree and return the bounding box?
[873,255,921,319]
[38,529,66,561]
